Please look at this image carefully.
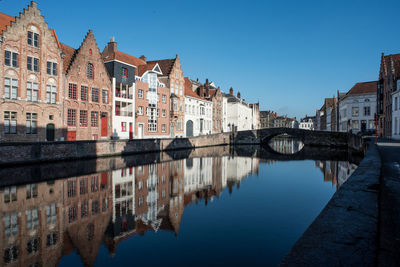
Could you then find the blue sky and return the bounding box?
[2,0,400,119]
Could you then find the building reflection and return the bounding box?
[0,154,354,266]
[315,160,358,188]
[268,136,304,154]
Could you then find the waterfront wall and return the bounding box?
[280,142,381,266]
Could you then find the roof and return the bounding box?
[137,62,157,76]
[147,58,176,76]
[347,81,377,95]
[0,12,15,35]
[60,43,76,73]
[103,50,146,67]
[184,77,209,101]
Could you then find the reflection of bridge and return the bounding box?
[232,128,362,149]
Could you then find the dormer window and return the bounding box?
[27,31,39,48]
[87,63,94,79]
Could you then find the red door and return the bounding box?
[101,113,107,137]
[129,122,133,139]
[67,131,76,141]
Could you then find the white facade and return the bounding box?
[111,167,135,228]
[299,118,314,130]
[222,97,228,132]
[338,93,376,134]
[184,157,213,194]
[392,90,400,140]
[184,96,213,137]
[226,101,253,131]
[112,77,135,139]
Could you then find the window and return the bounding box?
[46,85,57,104]
[92,88,99,102]
[122,67,128,78]
[26,113,38,134]
[148,121,157,132]
[87,63,94,79]
[46,232,58,247]
[138,89,143,98]
[46,203,57,224]
[91,111,98,127]
[92,200,99,215]
[4,213,18,237]
[26,184,38,199]
[4,111,17,134]
[5,78,18,99]
[121,122,127,132]
[68,206,77,223]
[80,110,87,127]
[4,186,17,203]
[162,124,166,132]
[157,109,160,117]
[81,200,88,218]
[91,176,99,192]
[67,109,76,126]
[5,50,18,67]
[138,106,143,115]
[102,198,108,212]
[352,120,359,130]
[162,109,166,117]
[67,180,76,197]
[4,245,18,264]
[27,82,39,102]
[102,89,108,104]
[26,208,39,230]
[68,83,77,99]
[27,237,39,254]
[364,106,371,116]
[80,85,88,101]
[352,107,359,117]
[27,56,39,72]
[27,31,39,48]
[395,97,398,111]
[162,94,166,103]
[47,61,58,75]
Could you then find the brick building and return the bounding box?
[61,30,112,140]
[135,60,170,138]
[147,56,185,137]
[0,2,64,141]
[377,53,400,137]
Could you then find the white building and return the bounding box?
[184,82,213,137]
[184,157,213,194]
[338,81,377,134]
[299,116,315,130]
[112,78,135,139]
[222,96,228,132]
[392,89,400,140]
[223,89,254,132]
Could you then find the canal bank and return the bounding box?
[281,141,381,266]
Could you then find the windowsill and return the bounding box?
[4,65,19,68]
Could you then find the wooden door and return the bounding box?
[67,131,76,141]
[101,113,108,137]
[129,122,133,139]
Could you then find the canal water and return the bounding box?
[0,137,361,266]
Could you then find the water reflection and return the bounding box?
[268,135,304,154]
[0,147,360,266]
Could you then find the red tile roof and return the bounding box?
[184,77,209,101]
[347,81,377,95]
[147,58,176,76]
[137,62,157,76]
[60,43,76,73]
[102,50,146,67]
[0,12,15,35]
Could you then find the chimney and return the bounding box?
[139,55,147,62]
[237,92,241,99]
[205,79,209,87]
[108,37,117,53]
[229,87,233,95]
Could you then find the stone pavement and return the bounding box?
[377,141,400,267]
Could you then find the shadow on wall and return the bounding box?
[0,123,68,142]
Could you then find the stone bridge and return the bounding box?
[232,128,363,150]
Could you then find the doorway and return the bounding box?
[46,124,55,141]
[101,113,108,137]
[186,120,193,137]
[138,124,144,139]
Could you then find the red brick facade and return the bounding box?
[61,30,112,141]
[0,2,64,141]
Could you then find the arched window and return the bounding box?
[87,63,94,79]
[89,49,92,55]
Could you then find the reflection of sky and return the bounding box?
[59,159,337,266]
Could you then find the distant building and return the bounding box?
[318,98,336,131]
[392,89,400,139]
[260,111,277,129]
[273,116,298,128]
[299,115,315,130]
[338,81,377,134]
[223,88,257,131]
